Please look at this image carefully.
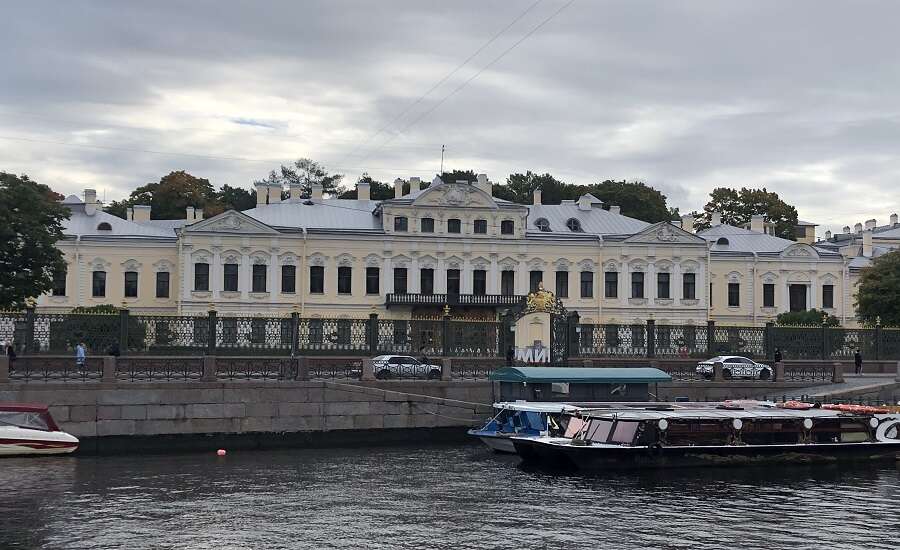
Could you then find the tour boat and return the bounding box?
[0,403,79,456]
[511,404,900,470]
[468,402,583,453]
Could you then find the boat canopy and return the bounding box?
[493,402,582,413]
[489,367,671,384]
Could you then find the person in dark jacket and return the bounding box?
[5,340,16,364]
[854,349,863,375]
[506,345,515,366]
[774,348,783,364]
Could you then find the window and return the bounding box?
[604,272,618,298]
[447,218,461,233]
[124,271,138,298]
[281,265,296,294]
[393,268,407,294]
[763,283,775,308]
[728,282,740,307]
[310,266,324,294]
[580,271,594,298]
[555,271,569,298]
[447,269,461,295]
[366,267,380,295]
[473,270,487,295]
[566,218,583,232]
[631,272,644,299]
[337,266,352,294]
[420,268,434,294]
[683,273,696,300]
[421,218,434,233]
[252,264,267,293]
[394,216,408,232]
[657,272,670,299]
[97,222,112,231]
[156,271,170,298]
[529,270,542,293]
[91,271,106,297]
[501,270,515,296]
[501,220,514,235]
[716,237,730,246]
[224,263,239,292]
[473,219,487,234]
[534,218,551,232]
[823,284,834,309]
[194,263,209,291]
[52,268,66,296]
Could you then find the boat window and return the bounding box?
[586,419,614,443]
[564,417,586,438]
[609,421,640,444]
[0,411,50,431]
[523,412,545,431]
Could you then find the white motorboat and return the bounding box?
[467,402,584,453]
[0,403,79,456]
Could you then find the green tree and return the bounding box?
[216,184,256,212]
[338,173,397,200]
[694,187,799,239]
[439,169,478,185]
[106,171,222,220]
[855,250,900,326]
[493,172,583,204]
[0,173,70,308]
[776,309,840,327]
[257,158,345,197]
[585,180,674,223]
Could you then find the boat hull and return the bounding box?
[467,430,518,454]
[513,438,900,470]
[0,427,79,457]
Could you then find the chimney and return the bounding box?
[609,205,621,215]
[311,184,323,201]
[132,204,151,222]
[854,222,863,234]
[394,178,404,198]
[578,195,591,211]
[268,184,282,204]
[186,206,195,221]
[409,177,421,194]
[475,173,491,196]
[83,189,97,216]
[290,184,303,200]
[865,218,877,231]
[711,212,722,226]
[825,230,832,240]
[891,213,898,226]
[255,183,268,206]
[750,214,765,233]
[357,181,370,201]
[432,176,443,187]
[863,229,873,257]
[681,215,695,234]
[533,188,542,205]
[126,207,134,221]
[195,208,203,220]
[843,226,851,234]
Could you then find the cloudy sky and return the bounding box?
[3,1,899,234]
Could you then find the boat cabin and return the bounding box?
[489,367,671,402]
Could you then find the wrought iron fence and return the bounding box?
[307,357,363,380]
[8,356,103,382]
[116,356,204,381]
[783,364,833,381]
[579,324,648,357]
[128,315,209,355]
[216,356,294,380]
[371,356,442,380]
[447,321,501,357]
[711,325,766,358]
[298,318,368,354]
[660,363,703,381]
[654,324,709,358]
[450,359,500,380]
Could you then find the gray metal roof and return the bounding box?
[60,199,178,239]
[242,198,383,231]
[526,203,649,236]
[698,224,840,256]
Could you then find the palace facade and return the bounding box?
[36,176,859,326]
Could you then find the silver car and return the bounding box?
[372,355,443,380]
[696,356,773,380]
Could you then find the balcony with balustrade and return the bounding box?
[385,293,525,308]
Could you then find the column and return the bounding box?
[211,247,221,300]
[435,259,447,293]
[269,254,279,303]
[409,256,420,294]
[461,258,472,294]
[516,262,528,295]
[241,254,251,299]
[781,283,789,313]
[808,282,816,310]
[384,257,393,294]
[488,256,499,294]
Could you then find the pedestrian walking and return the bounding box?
[506,345,515,367]
[5,340,16,364]
[854,349,863,375]
[75,342,86,367]
[774,348,783,364]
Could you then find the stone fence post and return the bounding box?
[775,361,785,382]
[832,361,844,383]
[296,356,309,381]
[441,358,452,381]
[0,355,8,383]
[202,356,217,382]
[895,361,900,383]
[713,360,725,382]
[102,356,117,382]
[361,357,375,381]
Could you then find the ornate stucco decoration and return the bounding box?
[523,282,566,315]
[308,253,328,267]
[364,254,381,268]
[121,259,142,271]
[655,224,679,242]
[336,253,355,267]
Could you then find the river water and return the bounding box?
[2,443,898,550]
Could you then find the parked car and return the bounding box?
[696,356,773,380]
[372,355,443,380]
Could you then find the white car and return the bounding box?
[372,355,443,380]
[696,356,773,380]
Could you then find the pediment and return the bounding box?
[412,183,499,209]
[184,210,278,235]
[780,244,819,259]
[623,222,707,245]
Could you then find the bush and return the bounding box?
[776,309,840,327]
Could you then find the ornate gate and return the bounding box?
[507,282,569,365]
[549,313,569,365]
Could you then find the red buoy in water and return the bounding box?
[217,449,227,456]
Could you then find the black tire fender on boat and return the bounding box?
[650,443,664,457]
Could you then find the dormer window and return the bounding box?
[473,219,487,234]
[566,218,583,232]
[97,222,112,231]
[421,218,435,233]
[394,216,408,232]
[534,218,551,232]
[447,219,461,233]
[716,237,729,246]
[501,220,514,235]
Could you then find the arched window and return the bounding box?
[97,222,112,231]
[716,237,729,246]
[566,218,583,232]
[534,218,551,232]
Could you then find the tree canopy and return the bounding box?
[106,171,256,219]
[0,172,70,308]
[776,309,840,327]
[255,158,345,197]
[339,173,397,200]
[587,180,674,223]
[694,187,799,239]
[855,250,900,327]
